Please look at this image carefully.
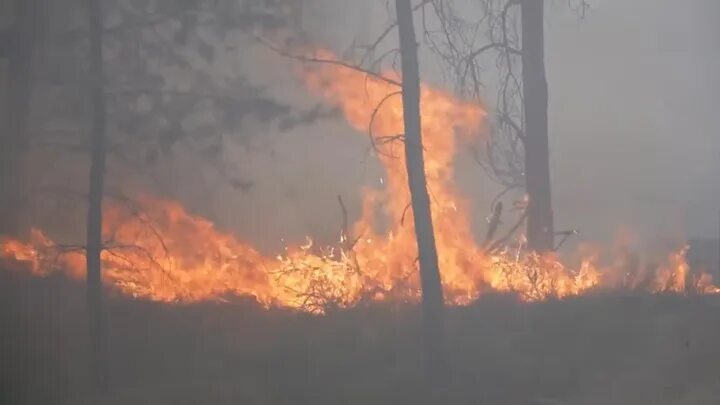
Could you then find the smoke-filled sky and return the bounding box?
[285,0,720,245]
[131,0,720,252]
[547,0,720,243]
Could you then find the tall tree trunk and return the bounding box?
[86,0,109,393]
[0,0,34,235]
[521,0,554,252]
[395,0,447,389]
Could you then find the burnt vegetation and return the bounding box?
[2,270,720,404]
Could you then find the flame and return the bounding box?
[1,50,718,312]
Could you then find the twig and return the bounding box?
[400,202,412,226]
[254,35,401,88]
[487,212,527,254]
[368,91,403,156]
[483,201,503,247]
[337,195,349,247]
[465,41,521,63]
[358,0,436,66]
[554,229,579,251]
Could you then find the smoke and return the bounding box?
[157,0,720,251]
[19,0,720,253]
[548,0,720,243]
[287,0,720,246]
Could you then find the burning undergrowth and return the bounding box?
[1,49,718,313]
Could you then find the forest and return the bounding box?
[1,0,719,404]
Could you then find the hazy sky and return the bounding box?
[546,0,720,241]
[147,0,720,252]
[286,0,720,245]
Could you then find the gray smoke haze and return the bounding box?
[548,0,720,244]
[234,0,720,249]
[21,0,719,252]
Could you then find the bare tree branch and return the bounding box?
[466,41,521,62]
[254,35,401,87]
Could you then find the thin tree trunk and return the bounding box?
[86,0,109,393]
[395,0,447,390]
[0,0,34,235]
[521,0,554,252]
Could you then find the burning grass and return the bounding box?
[1,192,718,314]
[1,49,718,310]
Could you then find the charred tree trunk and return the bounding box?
[521,0,554,252]
[0,0,34,235]
[395,0,447,389]
[86,0,109,393]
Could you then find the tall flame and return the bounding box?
[1,50,718,312]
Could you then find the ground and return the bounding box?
[1,269,719,405]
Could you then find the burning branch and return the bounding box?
[369,91,404,157]
[487,212,527,254]
[483,201,504,247]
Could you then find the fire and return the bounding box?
[1,50,718,312]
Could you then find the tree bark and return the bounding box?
[395,0,447,389]
[86,0,109,393]
[0,0,34,235]
[521,0,554,252]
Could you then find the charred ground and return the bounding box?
[2,268,719,405]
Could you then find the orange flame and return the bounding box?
[1,50,718,312]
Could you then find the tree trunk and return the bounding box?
[86,0,109,393]
[521,0,554,252]
[395,0,447,389]
[0,0,34,235]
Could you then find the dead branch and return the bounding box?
[400,202,412,226]
[487,212,527,254]
[337,195,350,246]
[483,201,503,247]
[465,41,521,62]
[358,0,436,66]
[254,35,401,88]
[554,229,579,251]
[368,91,403,157]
